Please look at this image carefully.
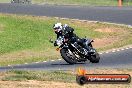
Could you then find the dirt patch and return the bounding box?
[0,80,130,88]
[92,37,118,48]
[95,27,120,33]
[0,81,80,88]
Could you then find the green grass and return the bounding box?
[0,0,132,6]
[33,0,117,6]
[0,14,105,54]
[0,14,131,66]
[1,70,75,82]
[0,15,53,53]
[32,0,132,6]
[0,0,10,3]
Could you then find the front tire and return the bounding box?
[60,48,77,64]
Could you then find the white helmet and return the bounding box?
[53,23,63,34]
[53,23,62,30]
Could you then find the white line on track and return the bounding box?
[121,48,125,51]
[51,60,55,62]
[105,52,109,54]
[99,53,103,54]
[43,61,47,62]
[116,49,120,52]
[112,51,116,53]
[125,47,129,50]
[58,59,62,61]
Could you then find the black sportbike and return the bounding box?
[51,36,100,64]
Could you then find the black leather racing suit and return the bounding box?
[54,26,79,45]
[54,26,89,51]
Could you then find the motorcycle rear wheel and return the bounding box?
[90,52,100,63]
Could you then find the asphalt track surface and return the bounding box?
[0,3,132,71]
[0,47,132,71]
[0,3,132,25]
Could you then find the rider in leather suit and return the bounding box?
[53,23,91,54]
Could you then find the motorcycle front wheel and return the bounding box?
[60,48,77,64]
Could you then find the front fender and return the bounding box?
[62,45,69,49]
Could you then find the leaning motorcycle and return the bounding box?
[52,36,100,64]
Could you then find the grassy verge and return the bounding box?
[32,0,116,6]
[0,0,10,3]
[0,13,131,66]
[1,70,75,82]
[1,68,132,82]
[32,0,132,6]
[0,69,131,88]
[0,0,132,6]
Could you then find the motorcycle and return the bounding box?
[50,36,100,64]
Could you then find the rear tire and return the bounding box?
[60,48,77,64]
[90,52,100,63]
